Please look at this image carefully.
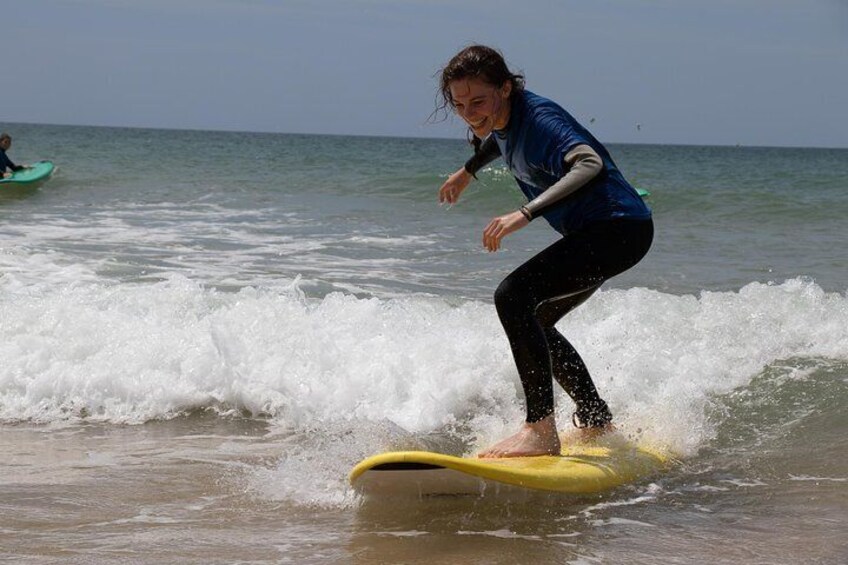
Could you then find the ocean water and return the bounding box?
[1,123,846,564]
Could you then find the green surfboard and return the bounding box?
[0,160,55,185]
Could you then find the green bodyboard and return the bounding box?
[0,160,55,185]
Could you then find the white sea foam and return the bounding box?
[2,267,847,505]
[0,204,448,296]
[347,235,437,248]
[2,272,846,438]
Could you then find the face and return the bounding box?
[0,138,9,151]
[449,78,512,138]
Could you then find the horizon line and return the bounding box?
[2,119,846,151]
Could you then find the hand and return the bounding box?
[483,210,530,252]
[438,168,472,205]
[1,172,10,179]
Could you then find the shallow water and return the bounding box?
[3,404,845,564]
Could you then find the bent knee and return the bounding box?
[494,277,536,317]
[494,277,517,309]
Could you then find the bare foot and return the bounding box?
[477,415,561,458]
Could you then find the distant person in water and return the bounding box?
[435,45,653,458]
[0,133,28,179]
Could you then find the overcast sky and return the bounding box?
[4,0,847,147]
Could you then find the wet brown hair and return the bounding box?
[438,45,524,110]
[432,45,525,149]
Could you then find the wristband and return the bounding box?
[519,206,533,221]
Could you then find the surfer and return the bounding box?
[435,45,653,458]
[0,133,28,179]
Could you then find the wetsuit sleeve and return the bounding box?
[0,151,22,172]
[463,135,501,178]
[522,144,602,220]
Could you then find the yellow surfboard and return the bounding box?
[350,435,670,497]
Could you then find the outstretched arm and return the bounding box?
[0,151,21,173]
[438,135,502,205]
[463,135,501,178]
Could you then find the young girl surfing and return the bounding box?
[436,45,653,458]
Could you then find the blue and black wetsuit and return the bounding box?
[465,90,653,428]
